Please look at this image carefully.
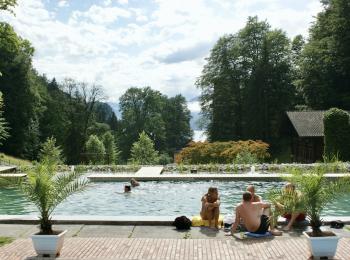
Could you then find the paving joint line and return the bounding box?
[72,224,85,237]
[128,225,136,238]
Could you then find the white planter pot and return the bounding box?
[303,231,340,259]
[31,230,67,257]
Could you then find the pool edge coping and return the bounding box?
[0,215,349,226]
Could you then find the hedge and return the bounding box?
[324,108,350,161]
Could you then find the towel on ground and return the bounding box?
[191,215,224,227]
[232,231,272,240]
[245,231,272,238]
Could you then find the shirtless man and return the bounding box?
[200,187,221,229]
[231,192,282,235]
[247,185,262,202]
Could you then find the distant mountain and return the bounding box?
[189,96,199,102]
[107,102,121,118]
[94,102,115,122]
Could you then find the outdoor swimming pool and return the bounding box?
[0,180,349,216]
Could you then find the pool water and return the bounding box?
[0,181,349,216]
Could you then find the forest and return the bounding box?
[1,0,350,163]
[197,0,350,158]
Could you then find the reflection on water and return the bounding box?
[0,181,349,216]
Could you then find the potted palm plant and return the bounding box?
[270,166,350,258]
[18,138,89,257]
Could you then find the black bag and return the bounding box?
[330,220,344,229]
[173,216,192,230]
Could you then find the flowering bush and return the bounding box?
[175,140,270,164]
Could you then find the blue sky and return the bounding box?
[1,0,322,106]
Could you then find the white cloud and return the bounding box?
[1,0,323,105]
[58,0,69,7]
[188,101,201,113]
[117,0,128,5]
[103,0,112,6]
[193,130,207,142]
[70,5,131,25]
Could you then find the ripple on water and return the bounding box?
[0,181,349,216]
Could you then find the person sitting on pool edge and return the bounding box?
[247,185,262,202]
[231,191,282,236]
[273,183,306,231]
[235,185,262,231]
[124,185,131,193]
[200,187,221,229]
[130,178,140,187]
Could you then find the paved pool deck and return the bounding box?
[0,224,349,259]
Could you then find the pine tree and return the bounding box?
[38,137,63,165]
[23,118,40,160]
[129,131,159,165]
[85,135,105,165]
[102,132,120,164]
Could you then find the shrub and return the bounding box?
[324,108,350,161]
[234,150,259,164]
[158,152,172,165]
[129,131,159,165]
[39,137,64,165]
[175,140,270,164]
[85,135,105,164]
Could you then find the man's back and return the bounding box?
[236,202,264,231]
[232,191,282,236]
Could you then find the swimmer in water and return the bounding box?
[124,185,131,193]
[130,178,140,187]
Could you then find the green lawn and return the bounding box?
[0,153,32,167]
[0,237,13,247]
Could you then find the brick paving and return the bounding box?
[0,237,349,260]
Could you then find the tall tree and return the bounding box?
[197,16,294,147]
[23,117,40,160]
[197,35,243,141]
[39,78,69,148]
[102,131,120,164]
[290,35,306,108]
[0,22,43,157]
[162,95,192,153]
[108,113,118,131]
[118,87,166,159]
[118,87,193,160]
[0,92,9,145]
[62,79,103,164]
[0,0,17,13]
[299,0,350,110]
[242,23,293,142]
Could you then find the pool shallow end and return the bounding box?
[0,215,350,226]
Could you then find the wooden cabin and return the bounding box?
[286,111,324,163]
